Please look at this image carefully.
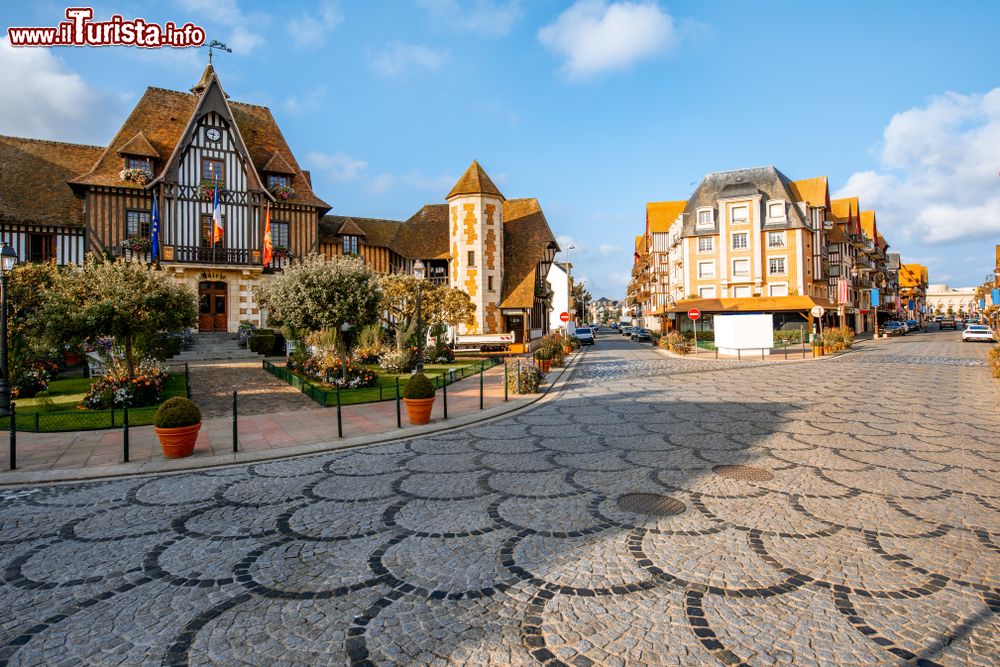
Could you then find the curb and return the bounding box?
[0,350,586,487]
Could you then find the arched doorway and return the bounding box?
[198,281,228,332]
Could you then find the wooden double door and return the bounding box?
[198,281,228,332]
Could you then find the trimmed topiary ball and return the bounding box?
[403,372,436,399]
[153,396,202,428]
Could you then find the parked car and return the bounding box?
[621,326,633,336]
[880,321,906,336]
[905,319,920,331]
[934,315,943,323]
[575,327,595,345]
[940,317,958,330]
[631,328,652,342]
[962,324,996,343]
[611,322,619,329]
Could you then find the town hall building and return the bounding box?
[0,64,559,350]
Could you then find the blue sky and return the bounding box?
[2,1,999,297]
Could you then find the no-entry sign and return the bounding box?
[559,312,570,322]
[688,308,701,321]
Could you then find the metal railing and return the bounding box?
[172,245,260,265]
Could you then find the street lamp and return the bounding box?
[0,242,19,416]
[413,259,426,373]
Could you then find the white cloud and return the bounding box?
[415,0,523,36]
[835,88,1000,244]
[306,151,369,182]
[175,0,269,54]
[0,38,117,143]
[287,0,343,48]
[598,243,622,256]
[371,42,449,78]
[537,0,678,80]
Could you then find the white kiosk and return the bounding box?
[714,313,773,356]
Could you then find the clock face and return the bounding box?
[206,128,221,142]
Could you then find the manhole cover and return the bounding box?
[713,465,774,481]
[617,493,686,516]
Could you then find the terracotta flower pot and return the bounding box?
[403,397,435,425]
[563,345,573,355]
[539,359,552,373]
[154,423,201,458]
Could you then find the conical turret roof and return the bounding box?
[446,160,504,200]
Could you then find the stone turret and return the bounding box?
[446,161,505,334]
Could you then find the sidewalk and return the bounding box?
[0,355,580,485]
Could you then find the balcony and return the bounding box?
[169,245,261,266]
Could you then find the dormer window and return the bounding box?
[730,205,749,224]
[342,235,359,255]
[767,200,787,221]
[125,157,150,172]
[696,208,714,229]
[268,174,289,188]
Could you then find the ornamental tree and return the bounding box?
[255,254,382,371]
[40,257,197,379]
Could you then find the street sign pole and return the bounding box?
[688,308,701,356]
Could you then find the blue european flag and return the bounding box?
[993,288,1000,306]
[151,192,160,260]
[871,287,880,307]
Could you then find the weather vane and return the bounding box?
[207,40,231,65]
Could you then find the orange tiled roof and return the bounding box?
[0,136,103,227]
[646,200,686,234]
[446,161,504,200]
[860,210,877,241]
[790,176,829,209]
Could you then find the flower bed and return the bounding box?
[289,353,379,389]
[119,167,151,186]
[83,359,169,409]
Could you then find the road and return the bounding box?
[0,329,997,666]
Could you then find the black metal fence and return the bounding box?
[0,366,191,433]
[262,358,500,408]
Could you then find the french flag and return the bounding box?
[212,183,223,244]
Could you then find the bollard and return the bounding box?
[479,362,484,410]
[442,379,448,420]
[232,391,238,453]
[784,343,788,360]
[715,347,718,359]
[737,349,742,361]
[123,405,130,463]
[185,363,191,399]
[395,377,401,428]
[336,386,343,438]
[8,403,16,471]
[504,362,509,402]
[761,348,765,360]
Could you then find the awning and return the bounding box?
[665,296,839,314]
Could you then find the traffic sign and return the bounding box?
[810,305,825,318]
[559,312,570,323]
[688,308,701,321]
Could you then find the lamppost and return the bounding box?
[0,242,19,416]
[413,259,426,373]
[339,321,351,382]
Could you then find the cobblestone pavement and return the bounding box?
[187,360,316,418]
[1,333,998,666]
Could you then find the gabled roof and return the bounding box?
[446,160,504,200]
[117,132,159,159]
[262,152,296,174]
[0,136,103,227]
[682,166,808,236]
[336,218,367,237]
[646,200,686,234]
[790,176,830,209]
[860,210,877,241]
[70,74,328,209]
[320,215,404,247]
[830,197,859,227]
[499,198,558,309]
[391,204,451,260]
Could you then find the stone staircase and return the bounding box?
[172,332,266,362]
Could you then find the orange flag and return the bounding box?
[262,202,273,266]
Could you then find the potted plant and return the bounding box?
[536,348,553,373]
[153,396,202,458]
[402,372,436,425]
[269,184,296,201]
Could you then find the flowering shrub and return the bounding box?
[819,326,855,350]
[83,358,168,409]
[12,367,50,399]
[353,345,384,364]
[199,179,225,201]
[506,360,543,394]
[272,245,291,260]
[237,320,258,347]
[119,167,151,185]
[423,343,454,364]
[379,348,415,374]
[269,185,296,201]
[537,333,566,367]
[989,345,1000,379]
[659,332,691,355]
[288,351,378,389]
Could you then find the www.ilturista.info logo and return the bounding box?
[7,7,206,48]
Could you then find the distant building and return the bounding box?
[926,284,978,317]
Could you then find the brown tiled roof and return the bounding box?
[117,132,159,158]
[391,205,451,259]
[70,84,329,209]
[499,198,558,309]
[262,152,295,174]
[0,136,103,227]
[446,161,504,200]
[320,216,402,246]
[337,219,367,237]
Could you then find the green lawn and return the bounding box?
[274,358,496,407]
[4,375,187,432]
